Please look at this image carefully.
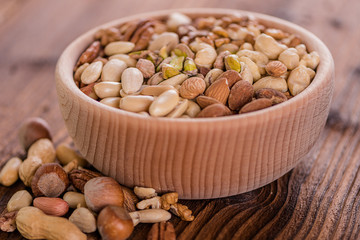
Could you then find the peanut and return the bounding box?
[7,190,32,212]
[16,207,86,240]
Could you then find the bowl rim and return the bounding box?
[56,8,334,124]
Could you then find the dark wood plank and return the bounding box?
[1,0,360,239]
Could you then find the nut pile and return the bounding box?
[74,12,320,118]
[0,117,192,239]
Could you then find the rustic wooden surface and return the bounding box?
[0,0,359,239]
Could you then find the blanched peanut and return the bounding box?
[101,59,127,82]
[254,33,287,59]
[159,74,188,86]
[120,96,154,113]
[81,61,103,84]
[94,82,121,98]
[149,90,179,117]
[99,97,121,108]
[166,99,189,118]
[121,68,144,94]
[186,101,201,117]
[239,56,261,81]
[140,85,176,96]
[109,54,136,67]
[253,76,288,92]
[300,51,320,69]
[74,63,89,82]
[104,41,135,55]
[287,65,311,96]
[278,48,300,70]
[195,47,217,68]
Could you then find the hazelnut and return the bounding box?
[31,163,69,197]
[84,177,124,212]
[97,205,134,240]
[18,118,51,151]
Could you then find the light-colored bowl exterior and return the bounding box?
[55,9,334,199]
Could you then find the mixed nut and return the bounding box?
[74,12,320,118]
[0,117,193,239]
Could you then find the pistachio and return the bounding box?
[183,57,198,76]
[174,43,195,59]
[300,51,320,70]
[94,82,121,98]
[216,43,239,54]
[104,41,135,55]
[253,76,288,92]
[240,62,254,84]
[147,72,164,85]
[170,56,185,71]
[213,50,231,70]
[194,46,217,68]
[159,46,168,59]
[136,59,155,78]
[81,61,103,84]
[162,64,181,79]
[204,69,224,87]
[224,54,241,72]
[149,90,179,117]
[121,67,144,94]
[120,95,154,113]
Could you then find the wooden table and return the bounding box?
[1,0,359,239]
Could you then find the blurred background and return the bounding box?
[1,0,360,239]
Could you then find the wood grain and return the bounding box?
[0,0,359,239]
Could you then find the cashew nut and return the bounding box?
[134,186,157,199]
[278,48,300,70]
[287,65,311,96]
[254,33,287,59]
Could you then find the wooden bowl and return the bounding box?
[55,8,334,199]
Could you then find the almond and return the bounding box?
[228,80,254,110]
[196,95,222,109]
[204,78,230,105]
[197,103,231,118]
[265,61,287,77]
[239,98,272,114]
[179,77,206,99]
[214,70,242,87]
[33,197,69,216]
[255,88,287,104]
